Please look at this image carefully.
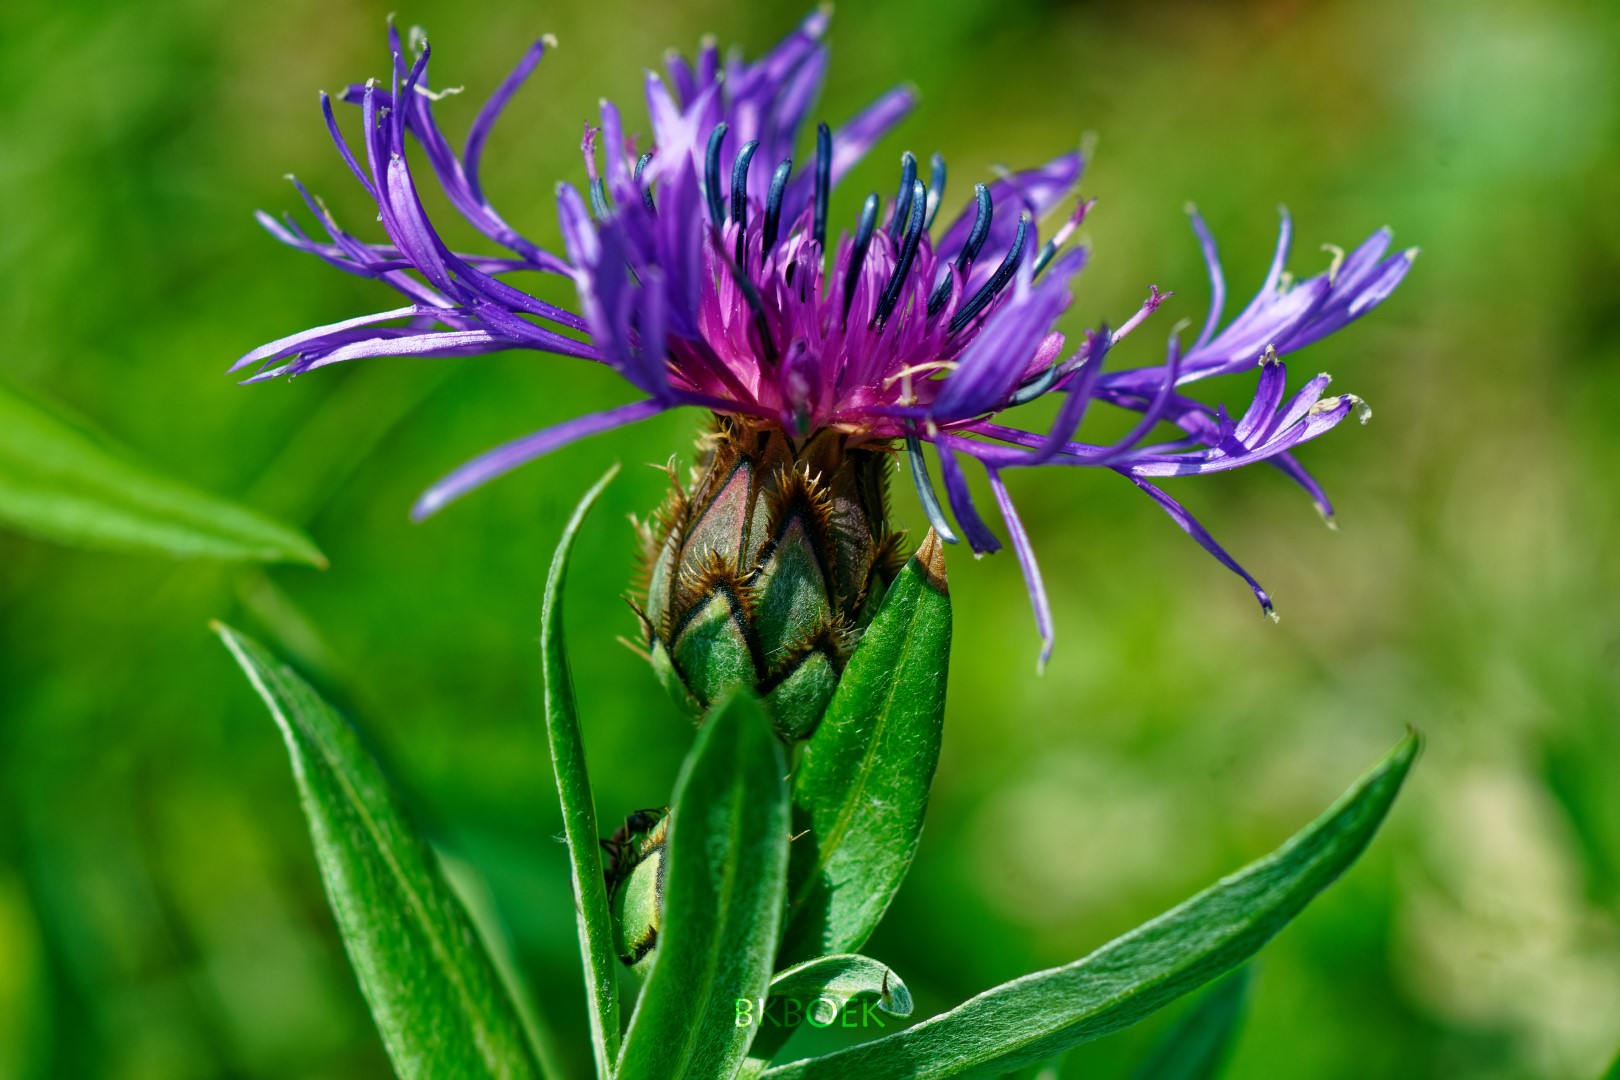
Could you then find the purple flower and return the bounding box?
[236,12,1414,662]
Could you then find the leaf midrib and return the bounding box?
[899,828,1348,1077]
[797,580,922,904]
[666,740,753,1078]
[224,631,510,1074]
[769,756,1400,1078]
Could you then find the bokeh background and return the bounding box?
[3,0,1618,1076]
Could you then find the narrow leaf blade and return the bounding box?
[765,733,1420,1079]
[781,531,951,966]
[539,465,621,1077]
[215,624,543,1080]
[617,693,791,1080]
[768,954,914,1020]
[0,384,325,565]
[743,955,914,1079]
[1127,967,1251,1080]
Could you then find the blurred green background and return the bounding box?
[3,0,1618,1076]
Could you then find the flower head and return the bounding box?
[237,11,1413,664]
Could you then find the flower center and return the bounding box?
[668,122,1038,438]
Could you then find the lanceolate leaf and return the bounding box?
[1128,967,1251,1080]
[765,733,1420,1079]
[780,531,951,967]
[767,953,914,1021]
[438,852,572,1080]
[742,955,915,1080]
[215,624,543,1080]
[616,693,791,1080]
[0,384,324,566]
[539,465,622,1078]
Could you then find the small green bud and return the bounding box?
[636,417,904,741]
[604,808,669,976]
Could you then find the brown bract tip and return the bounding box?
[914,528,948,594]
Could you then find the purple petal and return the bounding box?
[412,398,666,520]
[931,253,1080,418]
[1186,205,1225,351]
[1231,351,1287,442]
[1093,331,1182,462]
[1028,324,1110,463]
[1335,227,1394,292]
[321,92,375,197]
[1122,472,1275,618]
[306,328,517,371]
[556,182,602,268]
[232,305,422,372]
[465,37,551,204]
[1268,451,1335,521]
[935,443,1002,554]
[987,469,1055,669]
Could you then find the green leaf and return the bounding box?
[539,464,621,1078]
[767,954,914,1022]
[215,624,543,1080]
[616,692,791,1080]
[780,532,951,966]
[438,851,573,1080]
[0,383,324,565]
[740,954,915,1078]
[1128,967,1251,1080]
[765,732,1421,1079]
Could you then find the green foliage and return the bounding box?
[741,955,914,1080]
[538,465,622,1076]
[615,693,791,1080]
[0,382,324,565]
[210,492,1416,1080]
[215,624,545,1080]
[765,954,914,1022]
[1128,968,1251,1080]
[764,734,1419,1078]
[780,535,950,966]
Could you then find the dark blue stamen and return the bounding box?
[1034,225,1078,276]
[889,151,917,237]
[872,179,927,332]
[762,158,793,258]
[704,123,728,227]
[924,152,946,229]
[1009,362,1063,406]
[1031,240,1058,276]
[956,183,995,270]
[588,178,610,221]
[928,183,992,317]
[634,151,656,213]
[906,434,960,544]
[731,140,759,266]
[949,211,1029,335]
[813,122,831,255]
[842,192,881,325]
[730,141,759,226]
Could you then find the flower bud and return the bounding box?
[638,417,904,741]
